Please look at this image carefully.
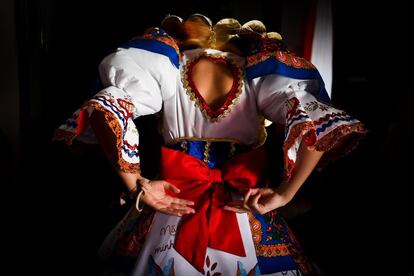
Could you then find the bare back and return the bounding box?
[191,57,234,110]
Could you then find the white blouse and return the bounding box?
[56,46,365,177]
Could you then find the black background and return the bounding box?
[3,0,411,275]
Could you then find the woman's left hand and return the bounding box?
[223,188,290,215]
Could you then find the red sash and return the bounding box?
[160,146,266,273]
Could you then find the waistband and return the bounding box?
[165,140,251,169]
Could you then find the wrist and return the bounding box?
[138,177,152,194]
[274,184,296,206]
[127,184,142,200]
[124,180,148,212]
[127,177,151,198]
[133,177,152,212]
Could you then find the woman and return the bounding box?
[54,14,366,275]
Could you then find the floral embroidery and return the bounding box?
[286,98,308,124]
[91,102,139,173]
[53,96,140,173]
[248,212,291,258]
[138,27,180,57]
[304,101,330,112]
[249,211,314,275]
[315,122,367,152]
[283,96,367,179]
[91,94,140,170]
[249,213,263,245]
[246,37,315,69]
[283,121,317,178]
[205,255,221,276]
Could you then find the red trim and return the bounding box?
[53,129,77,145]
[75,109,90,136]
[302,0,317,60]
[186,56,241,119]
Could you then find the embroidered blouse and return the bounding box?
[54,29,366,178]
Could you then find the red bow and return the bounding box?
[160,146,266,273]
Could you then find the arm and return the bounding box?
[224,142,323,214]
[233,73,365,214]
[118,171,195,216]
[90,110,194,216]
[274,142,324,205]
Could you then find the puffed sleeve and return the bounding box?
[53,45,178,173]
[253,74,367,179]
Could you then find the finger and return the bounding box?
[163,181,181,194]
[148,201,169,210]
[223,205,250,213]
[243,188,262,204]
[243,189,253,205]
[170,203,195,214]
[249,193,262,212]
[171,197,195,206]
[260,188,275,196]
[251,192,261,205]
[161,206,194,216]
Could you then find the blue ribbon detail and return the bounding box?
[167,140,250,169]
[316,115,354,135]
[246,56,330,103]
[120,39,179,68]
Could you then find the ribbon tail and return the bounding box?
[174,195,210,273]
[208,185,246,257]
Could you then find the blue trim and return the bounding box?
[166,140,250,169]
[95,98,126,126]
[252,212,285,246]
[187,142,205,163]
[246,57,330,103]
[257,256,298,274]
[120,39,179,68]
[316,115,354,135]
[287,114,310,129]
[121,145,139,158]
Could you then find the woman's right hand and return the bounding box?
[139,179,195,216]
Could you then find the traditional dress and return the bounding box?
[55,28,366,275]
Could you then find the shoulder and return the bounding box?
[99,28,180,80]
[245,37,330,102]
[119,27,180,68]
[245,37,317,81]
